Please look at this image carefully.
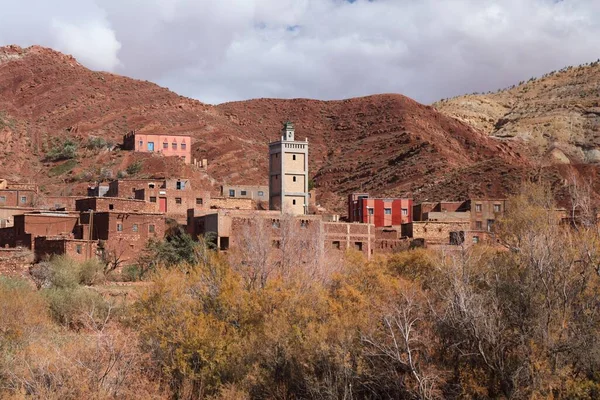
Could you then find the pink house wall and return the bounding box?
[133,134,192,163]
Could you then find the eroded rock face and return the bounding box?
[434,62,600,165]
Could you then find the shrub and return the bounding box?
[48,159,78,177]
[46,138,78,161]
[126,160,143,175]
[121,265,141,282]
[79,259,106,286]
[45,287,113,330]
[85,136,113,150]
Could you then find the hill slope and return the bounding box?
[1,45,528,212]
[434,61,600,165]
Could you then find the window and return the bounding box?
[150,196,157,203]
[272,219,280,228]
[176,181,182,190]
[163,142,168,149]
[196,198,203,205]
[332,241,341,249]
[132,224,138,232]
[292,199,296,205]
[487,219,495,232]
[147,142,154,151]
[293,176,297,182]
[149,183,155,189]
[241,190,247,196]
[368,208,374,215]
[258,191,264,197]
[272,240,281,248]
[175,198,182,204]
[220,237,230,250]
[109,204,114,210]
[149,224,155,233]
[172,142,177,149]
[494,204,501,213]
[229,189,235,197]
[139,140,143,148]
[181,143,186,150]
[355,241,363,251]
[475,204,482,212]
[117,223,123,232]
[300,220,308,228]
[402,208,408,216]
[292,154,296,160]
[0,196,5,203]
[384,208,392,215]
[20,196,27,204]
[76,245,82,254]
[473,236,479,244]
[475,221,482,230]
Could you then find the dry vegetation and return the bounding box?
[2,183,600,399]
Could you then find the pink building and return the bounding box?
[348,193,413,227]
[123,131,192,164]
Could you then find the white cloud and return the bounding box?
[1,0,600,104]
[51,18,121,71]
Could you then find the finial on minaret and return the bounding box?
[282,121,295,141]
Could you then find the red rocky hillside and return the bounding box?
[0,45,529,212]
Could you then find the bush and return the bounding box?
[126,160,143,175]
[46,138,78,161]
[48,159,78,177]
[45,287,111,331]
[121,265,141,282]
[79,259,106,286]
[85,136,113,150]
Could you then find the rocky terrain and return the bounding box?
[434,60,600,165]
[0,44,575,213]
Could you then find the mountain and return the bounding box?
[433,61,600,165]
[0,45,529,213]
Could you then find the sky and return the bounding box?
[1,0,599,105]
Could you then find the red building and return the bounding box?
[348,193,413,227]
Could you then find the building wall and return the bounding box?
[135,188,209,223]
[348,194,412,227]
[38,196,82,211]
[125,133,192,163]
[222,185,269,202]
[34,238,98,263]
[92,212,165,263]
[209,197,254,210]
[0,189,37,207]
[411,221,471,245]
[470,199,507,232]
[0,207,35,228]
[283,174,305,193]
[76,197,155,213]
[283,195,306,215]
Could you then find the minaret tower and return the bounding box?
[269,122,309,214]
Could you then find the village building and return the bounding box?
[0,212,81,250]
[348,193,413,227]
[123,131,192,164]
[187,208,375,258]
[469,198,507,244]
[269,122,309,215]
[221,185,269,204]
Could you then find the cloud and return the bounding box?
[1,0,600,104]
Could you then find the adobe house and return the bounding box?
[0,212,81,250]
[187,208,375,258]
[75,197,155,213]
[123,131,192,164]
[348,193,413,227]
[469,198,508,244]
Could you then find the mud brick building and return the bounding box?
[0,206,36,228]
[123,131,192,164]
[469,198,507,244]
[412,201,470,221]
[35,237,98,262]
[37,195,85,211]
[76,197,155,213]
[348,193,413,227]
[187,209,375,258]
[0,188,37,207]
[0,212,81,250]
[80,211,165,264]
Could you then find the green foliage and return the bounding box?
[126,160,143,175]
[49,159,78,176]
[46,138,79,161]
[121,265,141,282]
[85,136,113,150]
[45,286,110,330]
[308,178,315,191]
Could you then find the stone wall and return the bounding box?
[0,248,33,278]
[412,221,471,245]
